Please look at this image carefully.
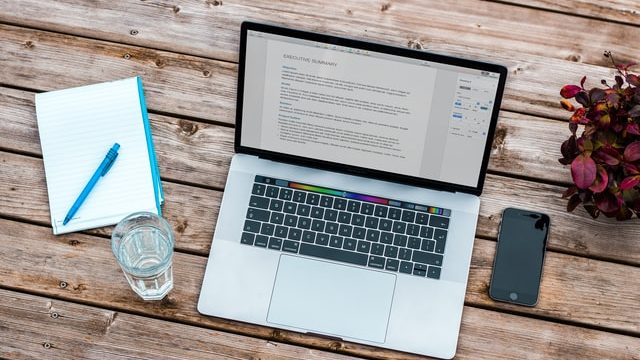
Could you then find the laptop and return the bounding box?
[198,21,507,359]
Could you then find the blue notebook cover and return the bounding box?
[137,76,164,214]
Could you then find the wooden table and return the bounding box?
[1,1,639,358]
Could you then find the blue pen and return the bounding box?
[63,143,120,225]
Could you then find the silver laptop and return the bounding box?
[198,22,507,359]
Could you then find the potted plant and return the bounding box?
[559,51,640,220]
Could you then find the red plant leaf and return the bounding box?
[623,141,640,162]
[580,76,586,88]
[589,166,609,193]
[625,163,640,175]
[575,91,590,107]
[620,175,640,190]
[583,204,600,219]
[626,123,640,135]
[560,85,582,99]
[567,194,581,212]
[599,114,610,127]
[627,74,640,87]
[615,75,624,88]
[569,122,578,135]
[560,135,578,159]
[594,192,619,213]
[560,99,575,111]
[628,105,640,118]
[593,147,621,166]
[589,88,606,102]
[562,185,578,199]
[570,108,587,123]
[571,154,597,189]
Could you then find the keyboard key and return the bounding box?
[254,175,268,183]
[435,240,446,254]
[351,214,365,227]
[265,186,279,198]
[279,188,293,200]
[300,243,367,266]
[254,235,268,247]
[324,209,338,222]
[339,224,353,237]
[380,232,394,244]
[269,199,283,212]
[284,214,298,227]
[316,233,330,246]
[288,228,302,241]
[353,227,366,239]
[402,210,416,222]
[298,217,311,230]
[241,232,255,245]
[415,212,429,225]
[365,229,380,242]
[388,208,402,220]
[302,230,316,243]
[293,191,306,203]
[384,245,399,258]
[270,212,284,225]
[365,216,379,229]
[399,261,413,274]
[311,219,325,232]
[283,202,297,214]
[398,248,412,261]
[393,234,407,247]
[243,220,261,233]
[434,229,447,242]
[252,183,265,196]
[357,240,371,253]
[347,200,361,213]
[408,237,421,249]
[427,266,441,279]
[368,255,385,269]
[320,196,333,208]
[370,243,385,255]
[338,211,352,224]
[306,193,320,205]
[310,207,324,219]
[429,215,450,229]
[260,223,275,236]
[249,195,270,209]
[268,237,282,250]
[343,238,357,251]
[361,203,375,215]
[329,236,344,248]
[247,208,270,222]
[421,239,435,252]
[412,251,443,266]
[297,204,311,217]
[385,258,399,272]
[374,205,388,218]
[413,263,427,277]
[379,219,392,231]
[420,226,434,239]
[282,240,299,253]
[406,224,420,236]
[274,226,288,238]
[333,198,347,210]
[325,222,339,234]
[392,221,407,234]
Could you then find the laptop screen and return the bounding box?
[238,24,506,194]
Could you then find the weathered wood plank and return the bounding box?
[501,0,640,27]
[0,219,638,359]
[0,289,354,360]
[2,147,639,265]
[1,0,637,68]
[0,24,237,124]
[0,19,623,125]
[0,152,218,254]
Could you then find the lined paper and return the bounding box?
[36,77,161,234]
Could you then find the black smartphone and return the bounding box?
[489,207,550,306]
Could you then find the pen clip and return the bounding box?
[101,151,119,176]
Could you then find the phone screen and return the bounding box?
[489,208,550,306]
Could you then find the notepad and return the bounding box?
[36,77,164,235]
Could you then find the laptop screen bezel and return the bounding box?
[235,21,507,196]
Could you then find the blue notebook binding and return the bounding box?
[137,76,164,215]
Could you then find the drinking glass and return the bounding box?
[111,212,174,300]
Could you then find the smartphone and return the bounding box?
[489,207,550,306]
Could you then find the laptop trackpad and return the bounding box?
[267,255,396,343]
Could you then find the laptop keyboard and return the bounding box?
[240,175,451,280]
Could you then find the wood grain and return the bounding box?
[502,0,640,26]
[0,218,638,359]
[0,289,354,360]
[1,0,638,68]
